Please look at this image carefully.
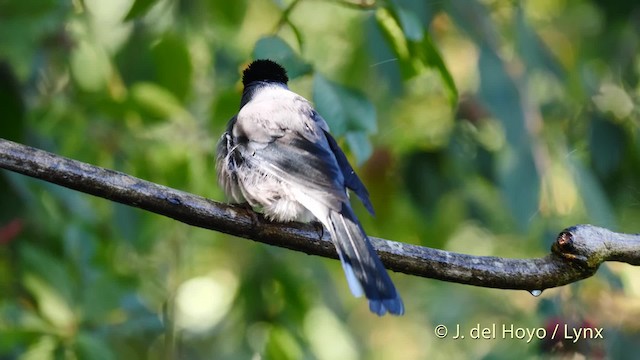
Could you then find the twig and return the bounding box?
[1,138,639,292]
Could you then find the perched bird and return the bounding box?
[216,59,404,316]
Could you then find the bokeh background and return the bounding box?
[1,0,640,358]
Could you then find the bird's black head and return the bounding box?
[242,59,289,87]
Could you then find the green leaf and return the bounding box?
[478,46,526,147]
[124,0,158,21]
[345,131,373,166]
[375,7,416,78]
[82,274,124,323]
[568,154,617,229]
[151,33,193,101]
[208,0,248,25]
[253,36,312,79]
[420,35,458,108]
[23,273,76,329]
[0,61,25,142]
[313,73,377,134]
[340,89,377,133]
[264,325,304,360]
[394,6,424,41]
[496,143,540,230]
[589,117,625,177]
[74,332,116,360]
[70,41,111,92]
[444,0,498,47]
[20,243,74,306]
[376,6,458,107]
[313,73,348,135]
[130,82,188,121]
[20,335,58,360]
[514,6,565,79]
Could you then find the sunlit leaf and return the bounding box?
[592,83,634,120]
[23,274,75,329]
[376,6,458,106]
[375,7,415,78]
[19,335,57,360]
[130,82,188,121]
[304,307,358,360]
[264,325,304,360]
[70,41,111,92]
[420,34,458,108]
[393,6,423,41]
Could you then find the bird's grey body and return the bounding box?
[216,60,403,316]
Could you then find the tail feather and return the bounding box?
[326,204,404,316]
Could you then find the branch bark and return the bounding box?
[1,138,639,292]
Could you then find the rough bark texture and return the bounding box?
[2,138,639,292]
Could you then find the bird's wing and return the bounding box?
[234,104,348,212]
[309,111,374,215]
[322,128,374,215]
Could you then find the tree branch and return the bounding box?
[1,138,639,292]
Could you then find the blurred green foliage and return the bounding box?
[1,0,640,358]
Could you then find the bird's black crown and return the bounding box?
[242,59,289,86]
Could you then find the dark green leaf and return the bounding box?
[124,0,158,21]
[253,36,312,79]
[394,6,423,41]
[345,131,373,166]
[151,33,192,101]
[20,243,74,306]
[376,7,458,106]
[589,117,625,177]
[74,332,115,360]
[82,273,126,323]
[420,34,458,108]
[375,7,420,79]
[514,6,565,79]
[496,143,540,230]
[403,151,453,217]
[0,61,25,142]
[313,73,348,135]
[444,0,498,47]
[568,154,617,229]
[478,46,526,146]
[313,73,377,134]
[208,0,248,25]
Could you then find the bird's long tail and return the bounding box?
[325,204,404,316]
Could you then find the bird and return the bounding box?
[215,59,404,316]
